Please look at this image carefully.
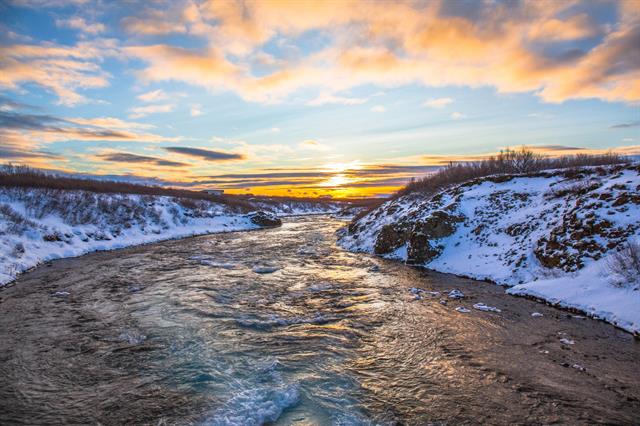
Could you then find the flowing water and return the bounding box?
[0,216,639,425]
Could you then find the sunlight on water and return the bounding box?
[1,216,639,425]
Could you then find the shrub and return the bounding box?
[0,164,255,212]
[0,203,38,234]
[607,241,640,290]
[397,148,628,198]
[0,164,371,210]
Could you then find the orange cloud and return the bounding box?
[0,40,116,105]
[55,17,106,34]
[121,0,639,105]
[5,1,639,110]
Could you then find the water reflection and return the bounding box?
[0,216,638,425]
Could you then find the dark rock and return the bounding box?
[413,210,462,240]
[348,221,360,234]
[406,231,442,264]
[374,223,409,254]
[246,211,282,227]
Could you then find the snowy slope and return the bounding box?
[338,164,640,334]
[0,188,342,287]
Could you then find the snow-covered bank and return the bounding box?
[0,188,340,286]
[338,164,640,334]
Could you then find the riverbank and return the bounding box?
[338,164,640,334]
[0,186,345,286]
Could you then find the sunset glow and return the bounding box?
[1,0,639,197]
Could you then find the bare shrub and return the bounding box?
[0,203,38,234]
[398,148,628,198]
[607,241,640,290]
[0,164,373,211]
[547,180,601,198]
[12,242,25,257]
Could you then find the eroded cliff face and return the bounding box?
[338,164,640,333]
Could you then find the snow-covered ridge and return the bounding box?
[0,188,340,286]
[338,164,640,334]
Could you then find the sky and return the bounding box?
[1,0,639,198]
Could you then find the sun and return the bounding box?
[323,161,362,174]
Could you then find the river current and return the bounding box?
[0,216,638,425]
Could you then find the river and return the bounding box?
[0,215,638,425]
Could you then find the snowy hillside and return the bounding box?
[0,187,340,287]
[339,164,640,334]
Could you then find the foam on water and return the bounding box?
[204,358,300,426]
[205,383,299,426]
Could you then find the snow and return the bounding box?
[0,187,340,287]
[339,164,640,334]
[448,289,465,299]
[252,266,280,274]
[472,303,501,313]
[507,261,640,334]
[455,307,470,313]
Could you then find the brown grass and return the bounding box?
[0,164,253,209]
[397,148,628,198]
[0,165,375,210]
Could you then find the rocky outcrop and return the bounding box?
[413,210,463,239]
[340,163,640,278]
[246,211,282,227]
[373,210,463,261]
[534,199,638,272]
[374,223,409,254]
[407,232,442,264]
[338,164,640,335]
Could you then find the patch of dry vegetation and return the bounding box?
[398,148,628,198]
[0,165,372,210]
[607,241,640,290]
[0,164,255,209]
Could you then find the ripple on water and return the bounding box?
[3,216,640,426]
[235,313,337,331]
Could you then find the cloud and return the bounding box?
[164,146,245,161]
[611,120,640,129]
[344,164,440,176]
[117,0,639,105]
[137,89,168,102]
[200,179,323,189]
[527,145,586,151]
[67,116,154,130]
[190,104,203,117]
[129,103,175,118]
[371,105,386,113]
[96,152,188,167]
[207,171,330,179]
[55,17,105,34]
[0,146,62,160]
[307,93,368,106]
[125,44,240,93]
[270,127,280,132]
[423,97,453,108]
[338,177,413,188]
[5,1,640,108]
[0,40,116,105]
[450,112,465,119]
[0,110,176,147]
[121,5,188,35]
[299,139,330,151]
